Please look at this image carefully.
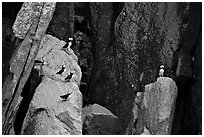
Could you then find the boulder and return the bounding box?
[143,77,177,135]
[21,35,82,135]
[82,104,122,134]
[126,77,177,135]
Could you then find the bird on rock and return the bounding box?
[62,37,73,48]
[60,92,72,101]
[65,72,73,81]
[159,65,164,77]
[56,65,66,75]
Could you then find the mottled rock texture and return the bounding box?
[2,2,201,135]
[21,35,82,135]
[82,104,122,134]
[47,3,74,43]
[2,2,56,134]
[126,77,177,135]
[88,2,185,133]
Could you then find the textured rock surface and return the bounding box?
[88,2,184,133]
[172,3,202,135]
[2,2,201,135]
[47,3,74,43]
[143,77,177,135]
[82,104,122,134]
[21,35,82,135]
[126,77,177,135]
[2,2,55,134]
[2,17,16,83]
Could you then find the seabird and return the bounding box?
[60,92,72,101]
[159,65,164,77]
[65,72,73,81]
[56,65,65,75]
[63,37,73,48]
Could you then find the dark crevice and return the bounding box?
[171,3,202,135]
[109,2,124,47]
[2,2,23,84]
[14,68,42,134]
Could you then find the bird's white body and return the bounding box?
[159,68,164,77]
[159,65,164,77]
[68,42,72,48]
[68,38,73,48]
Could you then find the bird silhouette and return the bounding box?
[56,65,65,75]
[60,92,72,101]
[62,43,69,48]
[65,72,73,81]
[34,60,43,64]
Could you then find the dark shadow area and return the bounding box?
[171,2,202,135]
[14,68,42,134]
[2,2,23,84]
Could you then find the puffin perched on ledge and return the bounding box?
[63,37,73,48]
[159,65,164,77]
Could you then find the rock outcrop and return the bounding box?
[126,77,177,135]
[21,35,82,135]
[82,104,122,134]
[88,2,185,133]
[2,2,201,135]
[2,3,55,134]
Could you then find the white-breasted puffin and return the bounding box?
[159,65,164,77]
[63,37,73,48]
[68,37,73,48]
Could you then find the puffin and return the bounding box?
[63,37,73,48]
[60,92,72,101]
[65,72,73,81]
[159,65,164,77]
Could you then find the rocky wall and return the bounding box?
[88,2,186,133]
[21,35,82,135]
[2,3,56,134]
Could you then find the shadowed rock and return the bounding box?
[127,77,177,135]
[82,104,122,134]
[2,3,55,134]
[21,35,82,135]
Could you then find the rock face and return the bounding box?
[192,30,202,135]
[47,2,74,43]
[2,3,55,134]
[21,35,82,135]
[172,3,202,134]
[126,77,177,135]
[88,2,185,133]
[2,17,16,83]
[82,104,122,134]
[2,2,201,135]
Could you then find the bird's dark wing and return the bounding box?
[56,66,65,75]
[62,43,69,48]
[65,72,73,81]
[60,92,72,100]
